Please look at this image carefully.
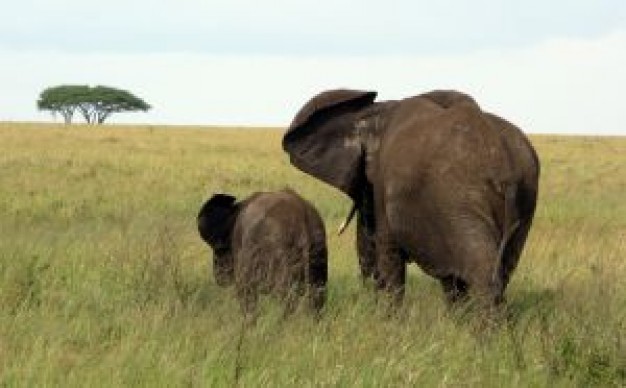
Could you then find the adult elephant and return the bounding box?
[282,89,539,305]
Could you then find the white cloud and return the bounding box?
[1,30,625,135]
[4,1,625,55]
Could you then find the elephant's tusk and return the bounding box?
[337,203,357,235]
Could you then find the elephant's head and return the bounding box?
[197,193,238,286]
[282,89,379,201]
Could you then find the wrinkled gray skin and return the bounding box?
[283,90,539,306]
[197,189,328,313]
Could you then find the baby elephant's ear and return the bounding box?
[197,194,237,245]
[205,194,237,208]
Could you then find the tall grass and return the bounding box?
[0,123,624,386]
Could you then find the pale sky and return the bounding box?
[1,1,625,134]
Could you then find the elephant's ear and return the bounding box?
[282,89,377,199]
[197,194,237,246]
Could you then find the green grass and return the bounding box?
[1,122,624,387]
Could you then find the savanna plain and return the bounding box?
[0,123,624,387]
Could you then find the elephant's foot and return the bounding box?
[440,275,469,305]
[455,278,507,329]
[237,286,259,319]
[359,262,377,281]
[374,275,405,311]
[469,276,506,310]
[307,285,326,314]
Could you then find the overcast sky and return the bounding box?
[1,1,625,134]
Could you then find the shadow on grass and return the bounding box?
[505,288,558,324]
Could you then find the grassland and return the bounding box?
[0,122,624,387]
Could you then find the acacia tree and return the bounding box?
[37,85,151,124]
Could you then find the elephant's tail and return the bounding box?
[494,183,521,290]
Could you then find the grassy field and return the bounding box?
[0,122,624,387]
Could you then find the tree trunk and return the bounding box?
[61,109,73,124]
[77,104,92,124]
[97,110,111,124]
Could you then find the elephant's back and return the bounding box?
[236,190,307,237]
[486,113,540,189]
[381,101,508,188]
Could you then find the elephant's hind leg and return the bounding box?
[458,237,505,308]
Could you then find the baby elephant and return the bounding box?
[197,189,328,313]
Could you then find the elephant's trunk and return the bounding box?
[338,202,357,235]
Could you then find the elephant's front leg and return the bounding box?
[375,225,406,304]
[357,211,378,284]
[356,184,380,286]
[372,186,407,303]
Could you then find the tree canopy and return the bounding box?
[37,85,151,124]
